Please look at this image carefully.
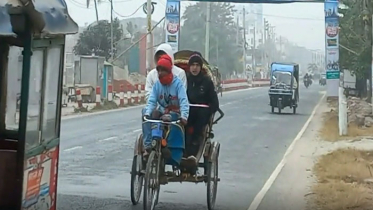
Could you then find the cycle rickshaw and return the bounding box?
[130,50,224,210]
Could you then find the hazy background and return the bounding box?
[66,0,325,51]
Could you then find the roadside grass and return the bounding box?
[319,111,373,142]
[312,148,373,210]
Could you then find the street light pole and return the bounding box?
[110,0,114,60]
[242,6,246,74]
[147,0,154,70]
[205,2,211,61]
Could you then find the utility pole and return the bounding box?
[205,2,211,61]
[264,19,269,74]
[147,0,154,70]
[369,15,373,113]
[236,16,239,46]
[252,26,256,72]
[338,1,351,136]
[363,0,371,102]
[242,6,246,74]
[216,37,219,68]
[110,0,114,60]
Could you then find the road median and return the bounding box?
[61,81,267,120]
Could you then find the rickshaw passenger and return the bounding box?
[185,52,219,159]
[143,54,189,153]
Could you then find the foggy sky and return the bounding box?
[66,0,325,51]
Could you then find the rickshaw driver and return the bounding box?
[185,52,219,160]
[143,54,190,155]
[144,43,187,101]
[141,43,187,154]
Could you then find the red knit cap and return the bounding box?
[157,54,173,72]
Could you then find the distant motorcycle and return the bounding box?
[319,77,326,86]
[304,78,312,88]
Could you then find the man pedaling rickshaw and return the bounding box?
[143,54,189,156]
[141,43,187,154]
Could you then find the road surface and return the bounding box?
[57,85,324,210]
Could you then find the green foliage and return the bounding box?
[307,63,319,72]
[339,0,372,79]
[180,2,242,76]
[73,18,123,60]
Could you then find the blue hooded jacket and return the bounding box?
[145,75,189,120]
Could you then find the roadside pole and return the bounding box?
[339,72,347,135]
[242,6,246,74]
[369,15,373,113]
[110,0,114,60]
[205,2,211,61]
[338,5,348,136]
[146,0,154,70]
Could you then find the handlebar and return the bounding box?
[213,108,224,125]
[143,116,181,124]
[190,104,209,108]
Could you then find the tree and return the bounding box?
[339,0,372,79]
[180,2,242,77]
[307,63,319,73]
[73,18,123,60]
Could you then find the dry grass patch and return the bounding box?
[312,148,373,210]
[319,111,373,142]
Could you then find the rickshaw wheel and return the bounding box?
[143,151,160,210]
[278,101,282,114]
[271,106,274,113]
[207,148,219,210]
[293,106,297,114]
[130,154,144,205]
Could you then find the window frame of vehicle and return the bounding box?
[24,39,65,154]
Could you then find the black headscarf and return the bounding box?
[188,51,204,83]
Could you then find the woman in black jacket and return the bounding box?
[185,52,219,159]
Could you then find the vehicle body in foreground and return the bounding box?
[0,1,78,210]
[268,62,299,114]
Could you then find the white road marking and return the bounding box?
[64,146,83,152]
[247,92,326,210]
[99,136,117,142]
[132,129,142,133]
[223,87,262,95]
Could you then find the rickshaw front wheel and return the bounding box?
[130,154,144,205]
[143,151,161,210]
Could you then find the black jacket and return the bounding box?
[187,73,219,114]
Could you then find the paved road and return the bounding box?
[57,85,324,210]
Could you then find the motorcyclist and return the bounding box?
[185,52,219,161]
[303,73,310,86]
[143,54,189,153]
[304,73,309,80]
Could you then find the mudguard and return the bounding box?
[208,141,220,162]
[133,133,143,156]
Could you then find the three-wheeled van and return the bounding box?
[268,62,299,114]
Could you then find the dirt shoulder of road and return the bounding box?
[257,97,373,210]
